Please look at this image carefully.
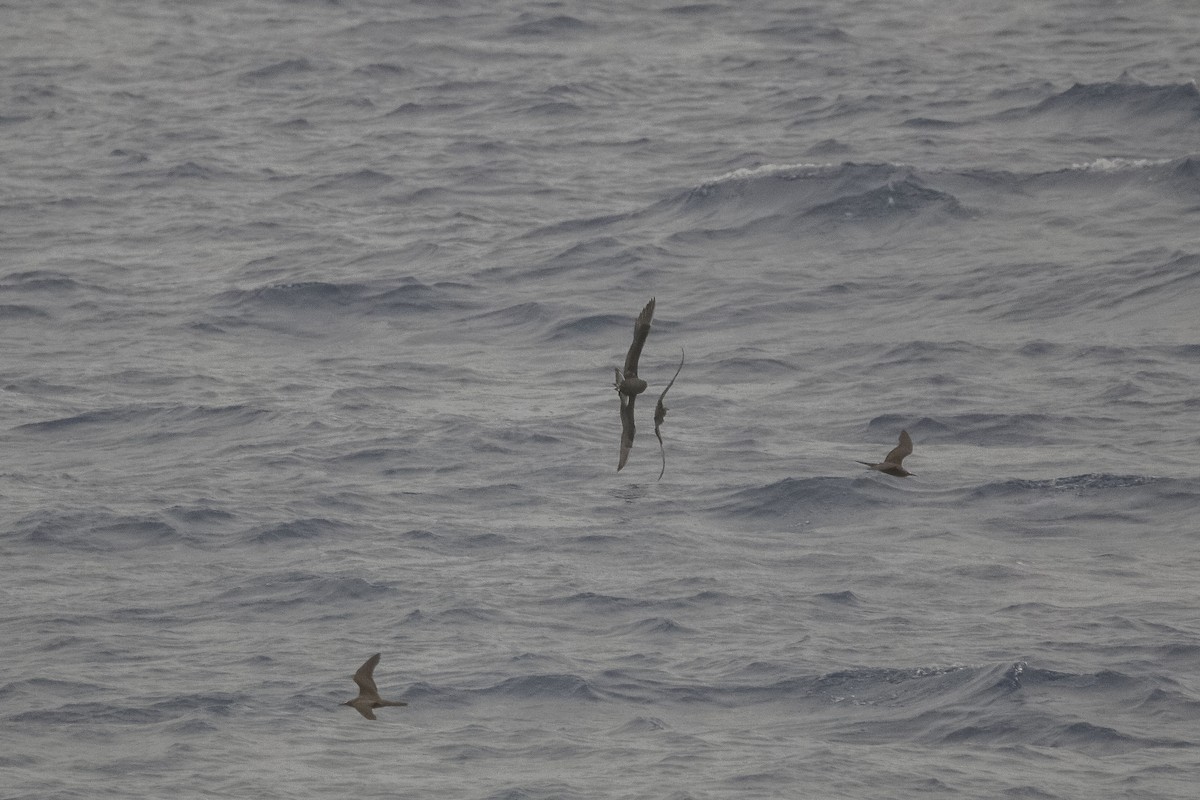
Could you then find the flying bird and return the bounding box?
[653,348,684,480]
[856,430,914,477]
[342,653,408,720]
[615,298,655,471]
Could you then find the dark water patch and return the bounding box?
[522,100,582,116]
[213,277,464,321]
[17,510,180,552]
[802,177,967,223]
[462,531,510,547]
[1025,79,1200,120]
[166,719,218,735]
[707,353,796,378]
[238,58,316,83]
[612,716,672,736]
[15,403,272,438]
[386,100,469,116]
[250,517,340,544]
[216,572,394,611]
[951,563,1027,581]
[149,691,240,717]
[506,15,593,37]
[1032,720,1193,755]
[398,528,440,542]
[814,590,860,605]
[1001,787,1060,800]
[612,617,696,636]
[902,117,964,129]
[216,280,368,310]
[714,476,888,518]
[163,161,222,180]
[1097,251,1200,311]
[873,339,993,367]
[551,591,645,610]
[399,681,465,706]
[429,606,504,625]
[164,503,235,526]
[1134,687,1200,720]
[481,786,587,800]
[663,4,724,15]
[0,303,48,319]
[14,692,240,725]
[352,63,407,78]
[463,301,553,332]
[870,411,1114,446]
[480,673,603,701]
[968,473,1160,500]
[0,270,83,292]
[310,168,394,191]
[548,310,630,340]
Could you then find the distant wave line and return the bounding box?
[702,162,837,186]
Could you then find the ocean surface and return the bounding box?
[3,1,1200,798]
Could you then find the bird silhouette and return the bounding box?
[653,348,684,480]
[856,430,914,477]
[615,298,655,471]
[342,653,407,720]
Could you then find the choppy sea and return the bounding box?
[4,1,1200,798]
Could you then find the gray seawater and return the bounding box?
[4,1,1200,798]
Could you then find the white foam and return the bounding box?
[1066,156,1172,172]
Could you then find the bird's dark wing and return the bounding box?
[654,349,684,480]
[884,430,913,465]
[353,653,382,697]
[618,394,637,471]
[622,298,655,377]
[355,705,377,720]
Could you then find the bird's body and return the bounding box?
[856,430,914,477]
[342,653,407,720]
[615,298,655,471]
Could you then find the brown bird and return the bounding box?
[856,430,914,477]
[342,653,408,720]
[653,348,684,481]
[615,298,655,471]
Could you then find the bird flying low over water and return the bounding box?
[615,298,656,472]
[856,430,914,477]
[654,349,684,481]
[342,653,407,720]
[614,298,684,478]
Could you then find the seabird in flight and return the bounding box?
[615,298,655,471]
[342,653,408,720]
[855,429,914,477]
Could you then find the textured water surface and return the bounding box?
[3,1,1200,798]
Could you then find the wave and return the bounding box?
[15,509,181,552]
[237,58,316,84]
[863,411,1118,446]
[209,277,471,325]
[0,303,48,319]
[0,270,85,293]
[215,572,394,613]
[250,517,340,544]
[478,673,604,701]
[1024,79,1200,120]
[505,15,594,37]
[713,476,893,518]
[968,473,1166,500]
